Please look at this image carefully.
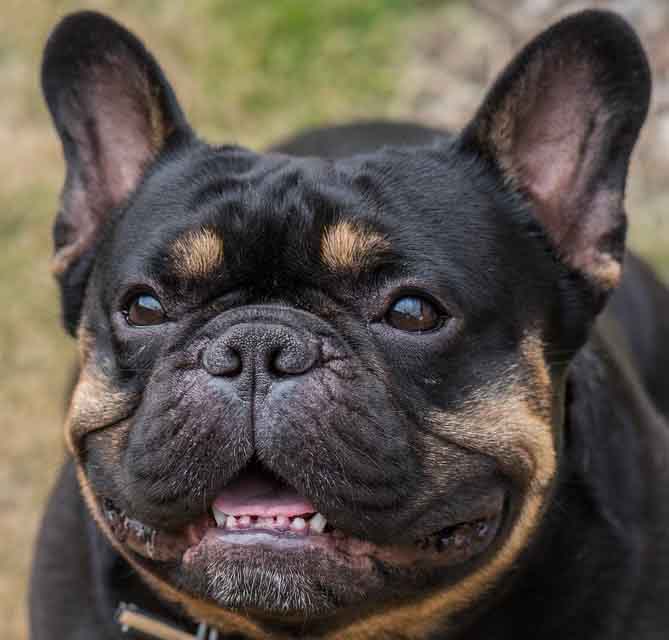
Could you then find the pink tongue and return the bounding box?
[213,470,316,517]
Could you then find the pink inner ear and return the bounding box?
[54,54,169,276]
[514,65,599,218]
[91,57,163,209]
[505,63,623,287]
[96,95,154,205]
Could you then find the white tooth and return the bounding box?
[238,515,251,528]
[257,516,274,528]
[212,507,227,528]
[291,517,307,532]
[225,515,238,529]
[275,515,289,529]
[309,513,327,534]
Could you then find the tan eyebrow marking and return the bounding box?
[170,227,225,279]
[320,221,390,274]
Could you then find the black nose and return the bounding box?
[202,322,319,399]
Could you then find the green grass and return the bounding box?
[128,0,451,145]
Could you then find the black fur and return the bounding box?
[31,9,669,640]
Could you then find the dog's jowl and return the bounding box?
[30,9,669,640]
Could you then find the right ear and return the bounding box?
[458,10,650,314]
[42,11,193,334]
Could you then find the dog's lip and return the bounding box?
[186,527,380,562]
[181,494,505,569]
[101,461,508,570]
[102,491,506,574]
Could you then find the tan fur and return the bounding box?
[170,227,225,279]
[573,246,622,292]
[65,368,136,453]
[145,80,171,154]
[64,328,137,455]
[320,221,389,274]
[51,242,81,277]
[519,331,553,418]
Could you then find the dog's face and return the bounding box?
[42,10,649,638]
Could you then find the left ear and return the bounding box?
[41,11,193,334]
[460,10,651,307]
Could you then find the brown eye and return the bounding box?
[386,296,443,333]
[126,294,166,326]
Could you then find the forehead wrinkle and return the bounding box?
[170,226,225,280]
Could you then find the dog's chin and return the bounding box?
[96,464,508,620]
[172,514,504,619]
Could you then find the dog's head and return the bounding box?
[42,10,650,638]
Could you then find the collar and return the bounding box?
[116,602,220,640]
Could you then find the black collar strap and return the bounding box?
[116,602,219,640]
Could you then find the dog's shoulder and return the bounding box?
[30,459,189,639]
[605,254,669,417]
[29,460,105,638]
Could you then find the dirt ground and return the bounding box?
[1,2,666,638]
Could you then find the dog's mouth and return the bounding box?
[102,462,505,575]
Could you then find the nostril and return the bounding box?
[268,347,285,377]
[203,345,242,377]
[271,339,318,376]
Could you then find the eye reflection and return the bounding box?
[126,294,166,326]
[385,296,443,333]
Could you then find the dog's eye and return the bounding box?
[385,296,443,333]
[125,294,166,326]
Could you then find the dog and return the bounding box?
[29,8,669,639]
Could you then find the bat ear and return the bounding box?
[42,11,193,334]
[460,10,651,310]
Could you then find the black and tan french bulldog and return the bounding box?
[30,8,669,640]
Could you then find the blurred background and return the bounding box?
[1,1,667,637]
